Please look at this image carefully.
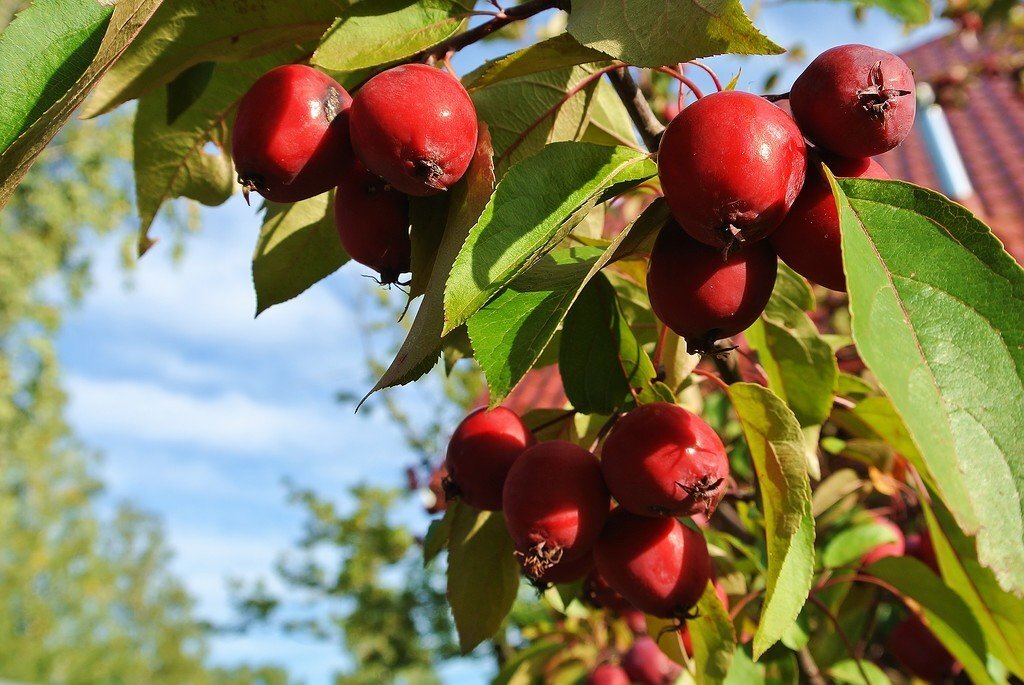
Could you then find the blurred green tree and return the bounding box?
[0,111,288,684]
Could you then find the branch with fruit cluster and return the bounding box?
[2,1,1023,683]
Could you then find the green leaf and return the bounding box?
[821,522,899,569]
[566,0,782,68]
[746,265,838,430]
[84,0,343,117]
[408,194,451,298]
[868,557,994,684]
[826,659,890,685]
[922,497,1024,679]
[730,383,815,658]
[446,505,519,654]
[467,33,609,90]
[472,65,604,174]
[724,645,764,684]
[165,62,216,125]
[690,581,737,685]
[312,0,472,73]
[470,248,602,404]
[252,191,347,315]
[583,79,640,148]
[559,274,658,414]
[467,199,667,403]
[834,175,1024,594]
[0,0,161,212]
[133,49,305,251]
[424,503,456,566]
[0,0,112,152]
[442,142,656,334]
[368,123,495,395]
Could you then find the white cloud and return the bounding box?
[65,373,388,462]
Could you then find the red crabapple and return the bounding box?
[647,222,778,353]
[861,516,907,567]
[601,402,729,518]
[790,44,916,159]
[622,636,682,685]
[593,509,712,619]
[584,570,634,613]
[443,406,535,512]
[334,162,411,285]
[887,616,959,681]
[586,664,630,685]
[349,64,478,196]
[232,65,352,203]
[503,441,610,579]
[658,90,807,250]
[532,551,595,587]
[770,153,888,291]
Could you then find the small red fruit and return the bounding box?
[647,223,778,353]
[861,516,907,567]
[350,64,478,196]
[790,44,916,159]
[503,441,610,578]
[584,570,634,612]
[770,153,888,292]
[594,510,712,619]
[622,608,648,635]
[587,664,630,685]
[232,65,352,203]
[622,636,682,685]
[533,551,595,586]
[658,90,807,249]
[441,407,534,511]
[334,162,411,285]
[906,531,939,574]
[887,616,958,681]
[426,464,447,515]
[601,402,729,518]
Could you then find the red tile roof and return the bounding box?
[878,30,1024,262]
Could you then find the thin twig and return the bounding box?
[655,66,705,100]
[807,595,873,685]
[606,68,666,152]
[797,647,828,685]
[687,60,723,91]
[410,0,563,62]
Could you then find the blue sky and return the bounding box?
[56,5,947,684]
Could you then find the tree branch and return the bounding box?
[411,0,565,62]
[607,68,665,152]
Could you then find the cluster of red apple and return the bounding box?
[231,62,478,284]
[444,402,728,622]
[441,402,957,682]
[651,44,916,353]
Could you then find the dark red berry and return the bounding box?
[584,570,634,613]
[334,161,411,285]
[906,531,939,574]
[601,402,729,518]
[658,90,807,249]
[534,552,595,586]
[770,153,888,291]
[503,441,610,579]
[232,65,352,203]
[647,223,778,353]
[587,664,630,685]
[622,636,682,685]
[887,616,958,681]
[350,64,478,196]
[790,44,916,159]
[593,510,712,619]
[862,516,906,566]
[622,608,648,634]
[442,406,534,512]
